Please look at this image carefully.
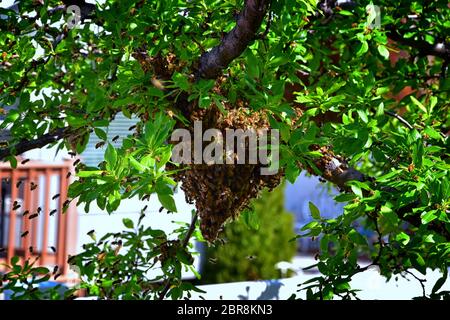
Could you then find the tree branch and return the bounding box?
[307,146,450,242]
[158,212,199,300]
[384,111,414,130]
[0,128,72,161]
[197,0,271,79]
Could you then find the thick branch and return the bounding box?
[197,0,271,79]
[308,146,450,241]
[0,128,71,161]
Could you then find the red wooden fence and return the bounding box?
[0,160,77,276]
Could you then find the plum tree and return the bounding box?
[0,0,449,300]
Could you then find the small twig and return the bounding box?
[385,111,414,130]
[258,0,273,39]
[158,212,199,300]
[371,216,384,265]
[404,270,427,298]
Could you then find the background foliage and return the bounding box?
[0,0,449,300]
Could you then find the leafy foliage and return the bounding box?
[0,0,449,299]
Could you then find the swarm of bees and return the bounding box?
[169,101,283,242]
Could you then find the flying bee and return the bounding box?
[112,135,120,142]
[87,229,96,241]
[21,231,29,238]
[66,172,71,179]
[28,213,38,220]
[246,255,257,260]
[12,201,21,210]
[52,194,60,200]
[97,251,106,261]
[53,265,59,275]
[16,180,22,188]
[95,141,106,149]
[49,209,57,216]
[73,159,81,166]
[50,246,56,253]
[151,76,166,91]
[30,182,37,190]
[21,159,30,165]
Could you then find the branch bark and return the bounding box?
[307,146,450,242]
[0,128,72,161]
[197,0,271,79]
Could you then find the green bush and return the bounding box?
[201,184,297,284]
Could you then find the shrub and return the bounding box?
[201,184,297,284]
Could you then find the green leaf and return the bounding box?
[348,229,368,246]
[176,249,194,265]
[432,268,448,294]
[421,211,437,224]
[94,128,107,140]
[7,156,17,169]
[410,96,427,114]
[122,218,134,229]
[381,206,399,225]
[129,156,146,172]
[334,193,357,202]
[11,256,19,266]
[172,72,190,91]
[357,41,368,56]
[376,102,384,117]
[105,143,117,170]
[351,185,363,198]
[246,50,260,79]
[32,267,50,275]
[77,170,103,177]
[377,45,390,60]
[242,209,260,230]
[309,201,321,219]
[158,194,177,212]
[199,94,211,108]
[395,232,410,245]
[423,127,442,140]
[338,10,353,16]
[285,163,300,184]
[412,140,424,168]
[357,109,368,123]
